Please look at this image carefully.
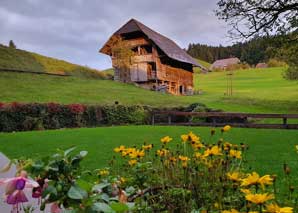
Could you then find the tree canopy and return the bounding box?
[215,0,298,39]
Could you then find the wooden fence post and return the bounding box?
[151,113,155,125]
[168,114,172,125]
[283,118,287,128]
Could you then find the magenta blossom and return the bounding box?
[0,170,39,212]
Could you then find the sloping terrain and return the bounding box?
[0,44,106,79]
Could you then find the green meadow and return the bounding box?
[0,126,297,179]
[0,67,297,113]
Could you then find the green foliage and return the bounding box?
[284,66,298,80]
[21,147,134,212]
[103,105,149,125]
[9,40,16,49]
[0,103,156,132]
[187,36,290,66]
[267,58,288,68]
[0,45,107,79]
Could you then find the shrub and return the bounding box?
[283,65,298,80]
[267,58,288,67]
[102,105,149,125]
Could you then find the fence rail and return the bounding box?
[151,111,298,129]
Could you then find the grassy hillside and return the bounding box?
[194,58,211,73]
[0,44,106,79]
[0,67,297,113]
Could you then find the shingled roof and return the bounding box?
[100,19,201,67]
[210,57,240,70]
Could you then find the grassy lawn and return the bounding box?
[0,126,297,179]
[0,67,297,113]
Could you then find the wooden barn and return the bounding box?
[100,19,202,95]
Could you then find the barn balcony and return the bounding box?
[125,38,149,47]
[132,54,154,63]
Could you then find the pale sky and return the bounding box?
[0,0,231,70]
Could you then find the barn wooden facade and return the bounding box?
[100,19,202,95]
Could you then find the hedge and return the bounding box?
[0,102,216,132]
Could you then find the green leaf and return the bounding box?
[92,202,113,213]
[64,146,76,157]
[67,185,88,200]
[76,179,92,192]
[100,193,110,203]
[79,151,88,158]
[126,202,135,210]
[42,185,57,198]
[92,183,110,192]
[110,202,129,212]
[32,160,44,170]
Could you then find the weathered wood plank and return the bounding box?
[153,111,298,119]
[154,122,298,129]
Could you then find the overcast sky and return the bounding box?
[0,0,231,70]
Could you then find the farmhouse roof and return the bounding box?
[100,18,202,67]
[210,57,240,69]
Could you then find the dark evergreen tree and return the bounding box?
[9,40,16,49]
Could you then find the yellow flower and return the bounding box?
[227,171,242,182]
[178,155,190,161]
[142,144,153,150]
[240,188,251,194]
[241,172,273,188]
[160,136,172,144]
[99,169,109,176]
[194,152,202,159]
[241,172,260,187]
[182,161,188,168]
[192,142,205,150]
[245,193,274,204]
[258,175,273,189]
[189,131,200,143]
[128,159,137,166]
[222,125,231,132]
[114,145,125,153]
[266,203,293,213]
[204,146,222,157]
[181,134,189,143]
[169,157,177,163]
[120,177,126,184]
[156,149,169,157]
[129,149,145,159]
[229,149,242,159]
[222,209,239,213]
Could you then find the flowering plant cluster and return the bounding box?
[110,126,295,212]
[67,103,86,114]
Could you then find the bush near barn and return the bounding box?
[0,102,218,132]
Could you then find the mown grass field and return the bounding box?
[0,126,297,180]
[0,67,297,113]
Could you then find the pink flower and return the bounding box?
[0,171,39,210]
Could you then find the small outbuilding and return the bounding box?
[210,57,240,70]
[256,63,268,68]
